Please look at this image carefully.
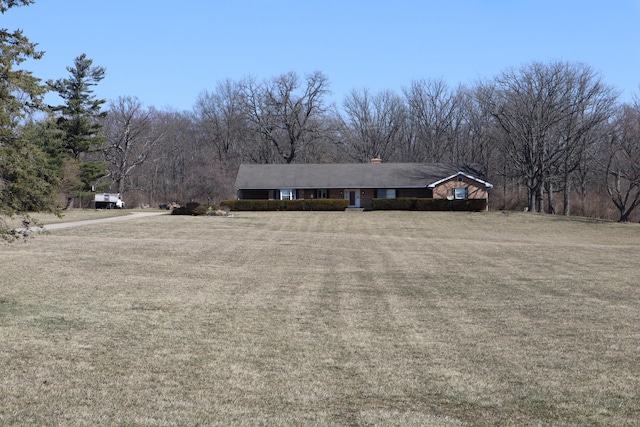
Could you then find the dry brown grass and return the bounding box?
[1,211,639,426]
[2,208,132,230]
[32,208,137,224]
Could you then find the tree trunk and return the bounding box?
[528,187,536,212]
[536,185,544,213]
[563,169,571,216]
[546,181,555,214]
[117,176,125,195]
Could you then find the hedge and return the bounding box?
[220,199,350,211]
[371,198,487,211]
[220,198,486,211]
[171,202,218,215]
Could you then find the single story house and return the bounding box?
[234,160,493,210]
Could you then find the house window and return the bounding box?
[453,187,468,199]
[280,189,296,200]
[376,189,396,199]
[316,189,328,199]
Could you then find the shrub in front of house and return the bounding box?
[299,199,350,211]
[372,198,486,211]
[372,198,418,210]
[171,202,220,216]
[220,199,350,211]
[445,199,486,211]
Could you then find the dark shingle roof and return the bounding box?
[235,163,486,190]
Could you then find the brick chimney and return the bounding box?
[371,157,382,164]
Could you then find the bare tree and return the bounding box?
[241,71,330,163]
[572,134,604,216]
[338,88,406,162]
[102,97,165,194]
[403,79,464,162]
[460,86,509,202]
[478,62,584,212]
[604,102,640,222]
[193,79,248,163]
[549,65,618,215]
[466,87,499,163]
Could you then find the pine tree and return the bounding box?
[1,0,60,241]
[48,54,107,158]
[48,54,108,206]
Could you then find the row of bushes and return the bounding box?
[372,198,487,211]
[220,199,350,211]
[219,198,486,211]
[171,202,220,215]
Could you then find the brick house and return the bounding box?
[234,161,493,210]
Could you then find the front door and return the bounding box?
[345,189,360,207]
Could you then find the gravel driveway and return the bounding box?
[40,211,168,231]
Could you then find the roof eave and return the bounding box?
[237,185,429,190]
[427,172,493,189]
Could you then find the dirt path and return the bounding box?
[41,211,168,231]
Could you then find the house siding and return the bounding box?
[239,189,271,199]
[360,189,375,210]
[295,188,348,201]
[328,189,343,200]
[432,176,489,200]
[297,189,312,199]
[396,188,432,198]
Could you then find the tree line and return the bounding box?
[187,67,638,222]
[2,1,640,241]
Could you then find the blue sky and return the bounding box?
[4,0,640,111]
